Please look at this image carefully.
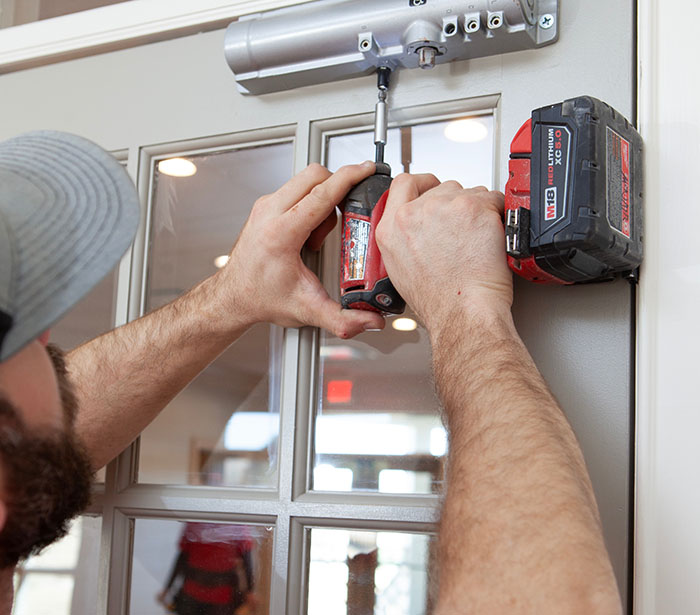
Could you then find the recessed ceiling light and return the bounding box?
[213,254,230,269]
[158,157,197,177]
[444,118,489,143]
[392,317,418,332]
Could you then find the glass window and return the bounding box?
[13,516,102,615]
[314,115,493,494]
[327,116,494,187]
[138,143,294,487]
[130,519,273,615]
[308,528,434,615]
[50,268,118,351]
[0,0,130,28]
[51,266,119,484]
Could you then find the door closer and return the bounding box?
[224,0,559,95]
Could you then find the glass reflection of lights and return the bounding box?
[213,254,229,269]
[392,317,418,332]
[444,118,489,143]
[157,157,197,177]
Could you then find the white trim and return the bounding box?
[0,0,314,72]
[636,0,700,613]
[634,2,658,611]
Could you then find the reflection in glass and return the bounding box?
[13,516,102,615]
[308,528,434,615]
[327,115,494,188]
[138,143,293,487]
[130,519,272,615]
[50,269,119,351]
[316,115,493,494]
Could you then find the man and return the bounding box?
[0,131,621,613]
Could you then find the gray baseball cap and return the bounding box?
[0,131,139,362]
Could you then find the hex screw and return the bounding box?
[417,46,437,69]
[360,38,371,51]
[539,13,554,29]
[488,14,502,29]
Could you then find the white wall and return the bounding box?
[636,1,700,613]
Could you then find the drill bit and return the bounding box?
[374,67,391,164]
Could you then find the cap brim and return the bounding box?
[0,131,139,361]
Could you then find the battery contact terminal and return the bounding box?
[505,206,531,258]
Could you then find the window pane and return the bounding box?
[13,575,74,615]
[315,115,493,494]
[1,0,129,28]
[138,143,293,487]
[50,268,118,351]
[130,519,273,615]
[327,116,494,189]
[51,265,118,483]
[308,528,434,615]
[13,516,101,615]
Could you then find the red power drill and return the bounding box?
[339,67,405,315]
[340,95,644,313]
[339,161,405,314]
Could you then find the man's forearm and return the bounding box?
[432,306,622,614]
[67,272,251,470]
[65,162,384,471]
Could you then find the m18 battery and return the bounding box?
[505,96,643,284]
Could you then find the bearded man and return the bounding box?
[0,131,621,614]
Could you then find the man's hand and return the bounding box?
[216,162,384,339]
[69,162,386,469]
[375,174,510,332]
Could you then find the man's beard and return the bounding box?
[0,344,93,569]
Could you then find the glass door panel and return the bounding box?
[53,266,119,484]
[130,519,273,615]
[12,516,102,615]
[313,116,494,494]
[0,0,129,28]
[138,143,293,487]
[308,528,434,615]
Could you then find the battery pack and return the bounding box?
[505,96,643,284]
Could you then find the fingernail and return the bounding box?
[364,327,383,332]
[362,160,374,168]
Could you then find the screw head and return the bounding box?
[539,13,554,29]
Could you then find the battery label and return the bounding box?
[607,127,631,238]
[342,217,371,281]
[540,124,571,225]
